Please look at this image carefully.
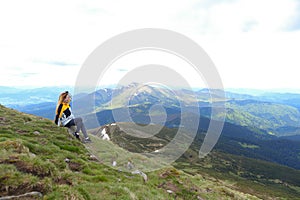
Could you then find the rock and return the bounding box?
[197,196,205,200]
[101,133,110,140]
[166,190,173,194]
[89,155,98,161]
[33,131,40,135]
[0,191,42,199]
[100,128,110,140]
[29,153,36,158]
[132,170,148,182]
[127,161,134,170]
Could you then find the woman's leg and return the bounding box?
[74,117,89,139]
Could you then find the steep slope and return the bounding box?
[0,105,265,199]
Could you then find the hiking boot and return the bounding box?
[73,132,80,140]
[84,137,92,143]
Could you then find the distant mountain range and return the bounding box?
[71,83,300,136]
[1,84,300,136]
[0,86,73,107]
[2,84,300,169]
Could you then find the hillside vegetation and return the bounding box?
[211,100,300,136]
[91,122,300,199]
[0,104,269,199]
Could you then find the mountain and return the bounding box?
[1,105,285,199]
[4,84,300,168]
[3,84,300,136]
[3,84,300,138]
[73,84,300,138]
[87,107,300,169]
[12,87,300,137]
[3,85,300,160]
[68,84,300,171]
[0,86,73,107]
[12,102,57,120]
[200,100,300,137]
[0,86,22,94]
[280,134,300,141]
[258,92,300,111]
[89,122,300,199]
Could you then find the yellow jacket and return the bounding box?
[54,102,74,126]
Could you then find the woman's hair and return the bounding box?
[57,91,69,105]
[55,91,69,116]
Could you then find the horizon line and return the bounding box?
[0,84,300,94]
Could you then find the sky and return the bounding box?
[0,0,300,90]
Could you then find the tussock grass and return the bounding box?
[1,104,298,199]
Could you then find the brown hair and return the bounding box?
[55,91,69,115]
[57,91,69,105]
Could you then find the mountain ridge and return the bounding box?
[1,104,286,199]
[88,122,300,198]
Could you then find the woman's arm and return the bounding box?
[54,104,63,125]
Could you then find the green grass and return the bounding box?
[175,149,300,199]
[223,101,300,136]
[105,122,300,199]
[1,104,299,199]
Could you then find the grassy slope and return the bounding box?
[0,105,262,199]
[220,102,300,136]
[102,123,300,199]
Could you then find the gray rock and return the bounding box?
[0,191,42,199]
[132,170,148,182]
[89,155,98,161]
[127,161,134,170]
[33,131,40,135]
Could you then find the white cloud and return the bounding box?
[98,50,206,89]
[177,0,297,34]
[200,31,300,89]
[0,0,299,89]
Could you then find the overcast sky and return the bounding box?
[0,0,299,90]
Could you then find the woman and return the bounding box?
[54,91,91,143]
